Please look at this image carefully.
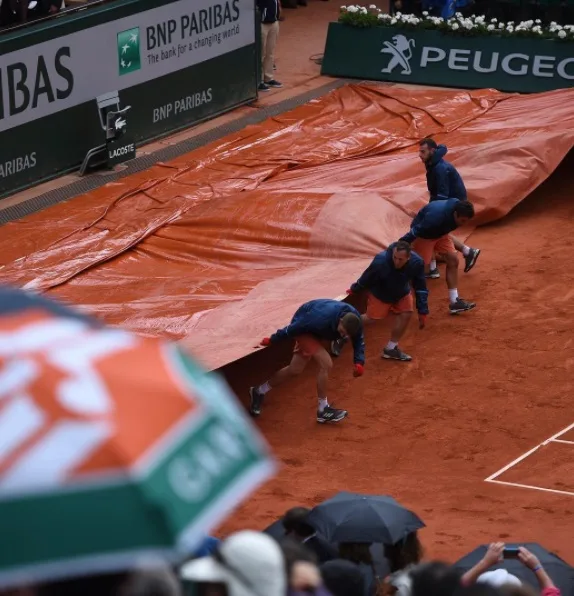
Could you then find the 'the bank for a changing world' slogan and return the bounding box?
[0,0,255,133]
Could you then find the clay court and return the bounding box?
[1,0,573,568]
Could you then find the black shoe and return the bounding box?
[464,247,481,273]
[382,346,412,361]
[449,298,476,315]
[426,268,440,279]
[317,406,348,423]
[330,338,347,357]
[265,79,283,88]
[258,82,270,92]
[249,386,265,416]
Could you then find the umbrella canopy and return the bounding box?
[306,491,425,545]
[453,543,574,596]
[0,286,275,589]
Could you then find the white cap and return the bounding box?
[180,531,286,596]
[478,569,522,587]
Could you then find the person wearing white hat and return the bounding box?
[477,569,522,588]
[180,531,287,596]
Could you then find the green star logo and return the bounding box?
[117,27,141,76]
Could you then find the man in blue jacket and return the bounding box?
[249,299,365,424]
[400,198,476,315]
[331,241,429,363]
[419,139,481,279]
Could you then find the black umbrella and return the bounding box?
[453,543,574,596]
[263,515,390,578]
[305,491,425,545]
[263,519,286,541]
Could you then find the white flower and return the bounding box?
[451,22,459,29]
[490,17,497,22]
[346,5,358,12]
[535,18,541,23]
[369,3,377,7]
[340,5,347,9]
[422,10,428,15]
[390,17,397,24]
[558,29,567,38]
[487,24,495,30]
[359,6,367,13]
[498,22,504,28]
[377,12,385,19]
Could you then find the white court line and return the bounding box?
[484,421,574,483]
[551,439,574,445]
[487,479,574,498]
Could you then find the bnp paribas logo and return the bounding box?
[117,27,141,76]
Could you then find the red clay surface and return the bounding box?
[217,155,574,563]
[497,442,574,494]
[559,429,574,442]
[2,85,574,373]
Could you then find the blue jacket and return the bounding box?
[426,145,467,202]
[400,198,461,243]
[350,244,429,315]
[270,299,365,365]
[256,0,280,22]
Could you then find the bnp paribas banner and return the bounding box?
[0,0,257,197]
[0,0,254,132]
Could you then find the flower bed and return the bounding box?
[339,4,574,41]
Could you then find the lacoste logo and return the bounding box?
[381,34,416,75]
[117,27,141,76]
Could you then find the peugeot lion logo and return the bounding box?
[381,35,416,75]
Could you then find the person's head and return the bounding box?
[180,530,286,596]
[410,562,463,596]
[281,538,321,593]
[338,542,373,566]
[384,532,424,573]
[477,570,523,591]
[453,201,475,226]
[419,139,438,164]
[392,241,412,269]
[337,313,362,341]
[321,559,365,596]
[282,507,315,540]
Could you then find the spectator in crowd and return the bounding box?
[27,0,63,19]
[338,542,379,595]
[282,507,338,564]
[321,559,367,596]
[256,0,283,92]
[280,538,333,595]
[180,530,287,596]
[461,543,561,596]
[385,531,424,574]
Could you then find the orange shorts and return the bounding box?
[366,292,413,320]
[293,335,324,359]
[412,235,455,266]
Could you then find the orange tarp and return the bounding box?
[0,84,573,369]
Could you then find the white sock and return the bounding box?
[430,259,437,270]
[462,245,470,256]
[318,398,329,413]
[386,340,398,350]
[258,381,272,395]
[448,289,459,304]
